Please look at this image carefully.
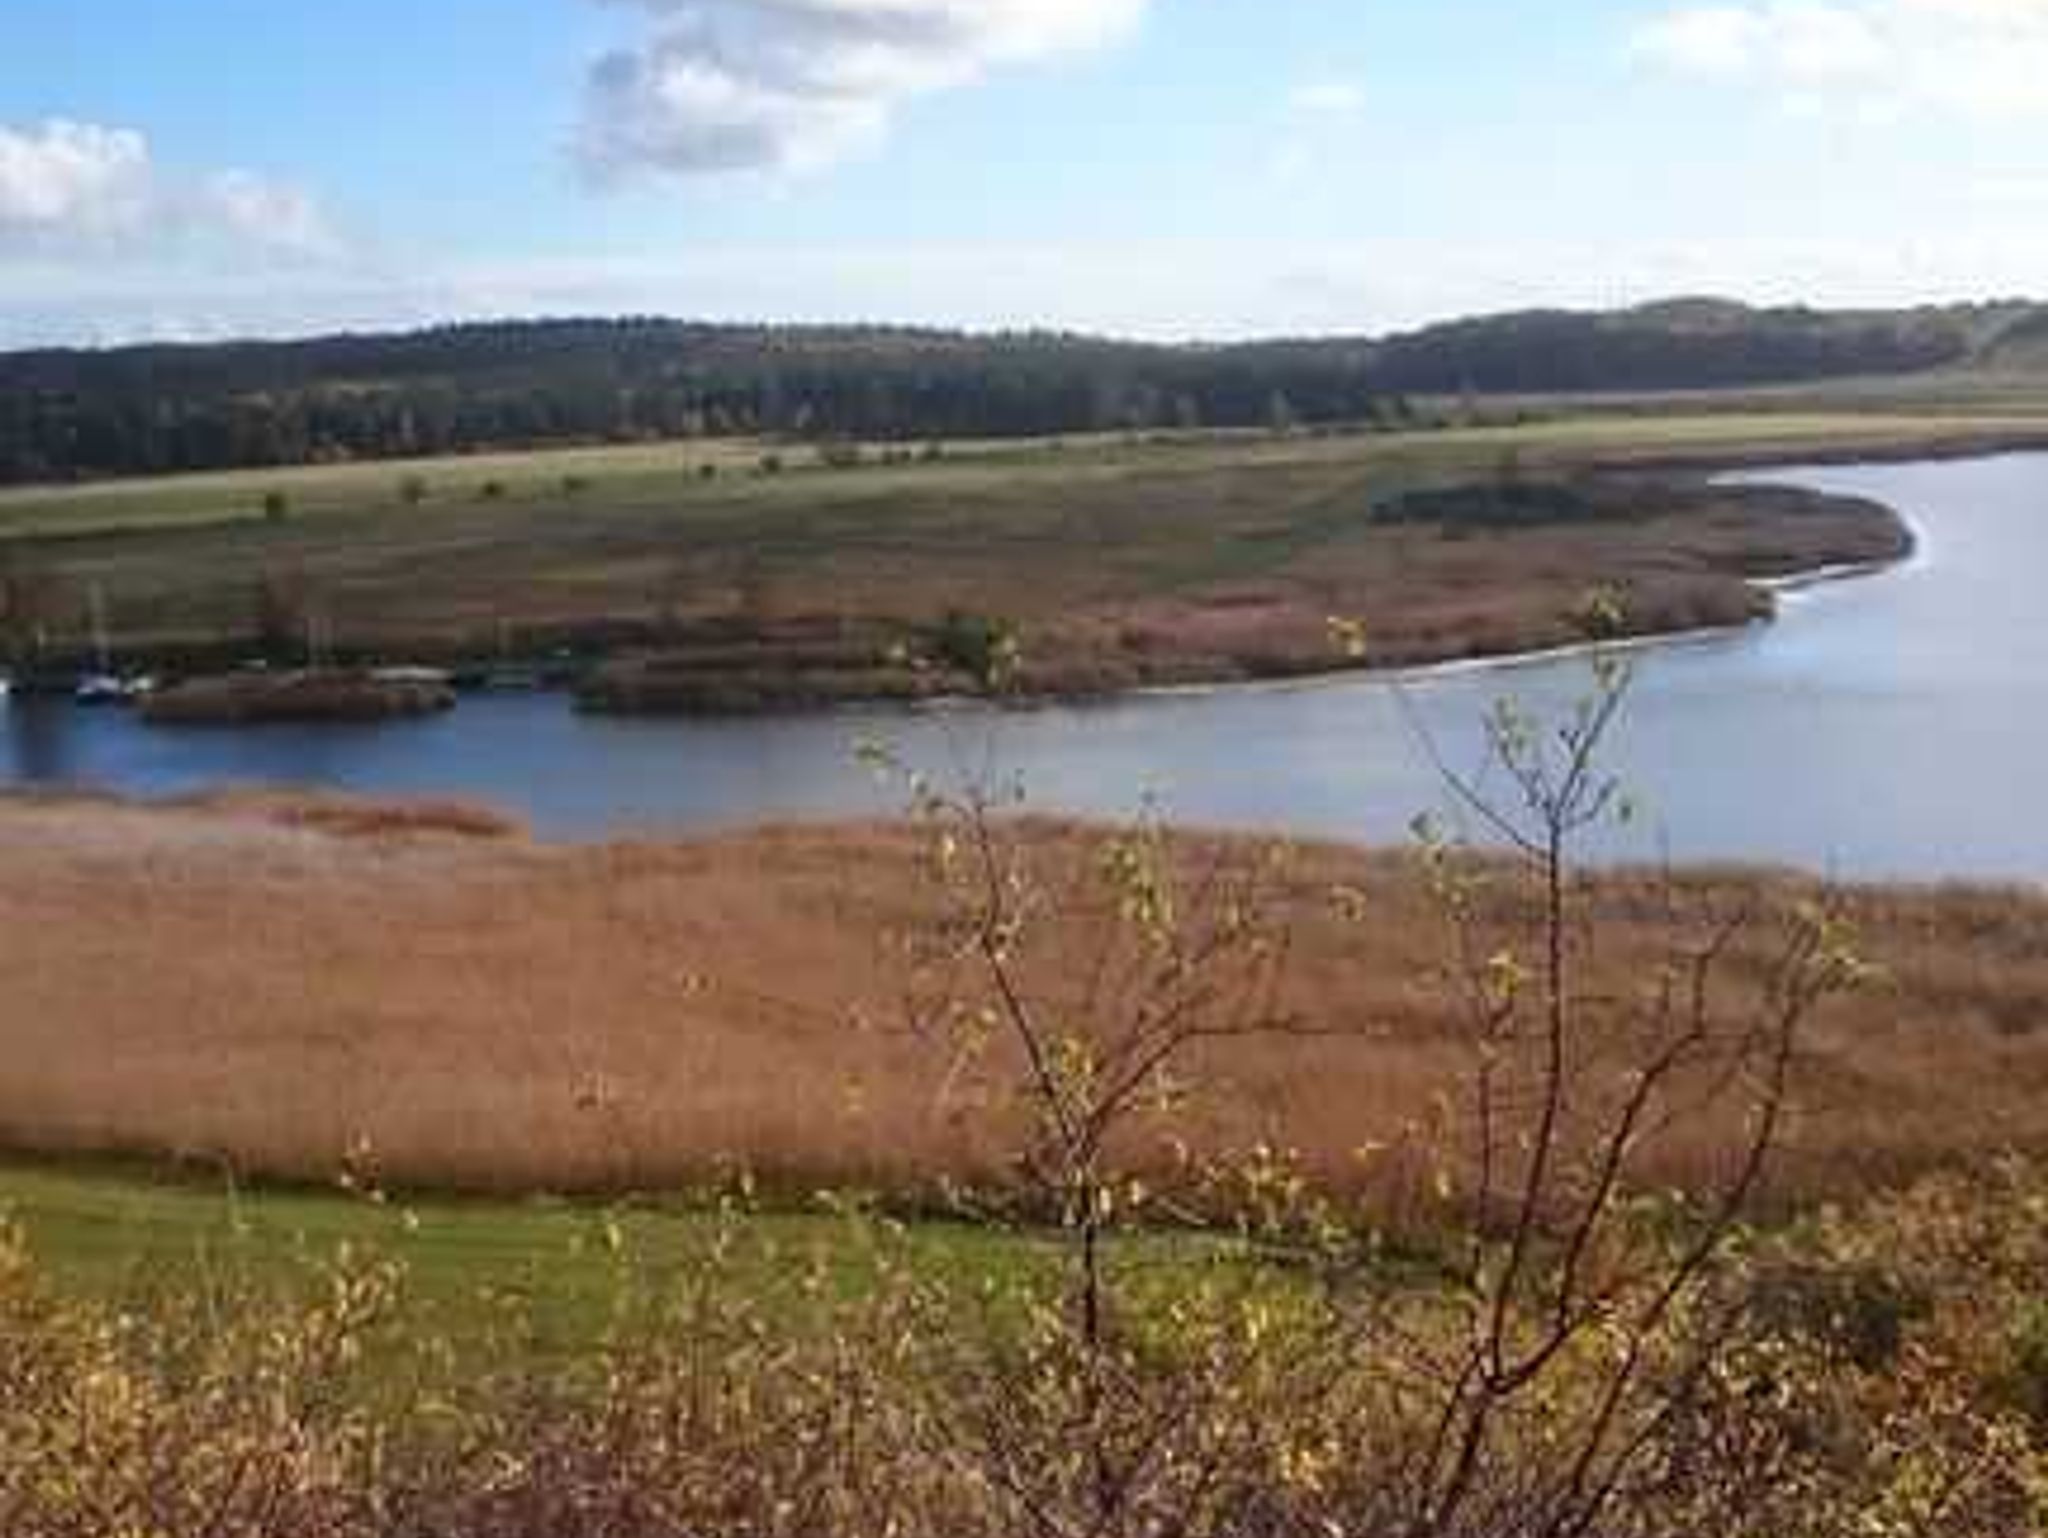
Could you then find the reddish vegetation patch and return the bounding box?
[171,788,524,842]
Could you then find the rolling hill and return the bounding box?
[3,297,2043,484]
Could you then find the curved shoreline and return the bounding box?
[924,478,1925,713]
[574,469,1920,720]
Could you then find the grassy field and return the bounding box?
[2,406,2044,538]
[0,1155,1098,1360]
[0,409,2020,537]
[3,791,2042,1209]
[2,408,2040,704]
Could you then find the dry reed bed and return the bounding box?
[2,791,2043,1204]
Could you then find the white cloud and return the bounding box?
[578,0,1150,180]
[1633,0,2048,119]
[1288,80,1366,116]
[1268,78,1369,191]
[0,118,336,258]
[196,170,340,258]
[1632,6,1765,74]
[0,120,154,241]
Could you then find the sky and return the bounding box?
[5,0,2048,348]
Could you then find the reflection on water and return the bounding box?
[5,453,2047,884]
[3,702,81,783]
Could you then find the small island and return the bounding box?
[141,667,457,726]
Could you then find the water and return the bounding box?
[5,454,2046,883]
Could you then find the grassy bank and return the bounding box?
[0,408,2014,711]
[2,791,2041,1206]
[0,1156,1088,1361]
[2,1140,2042,1534]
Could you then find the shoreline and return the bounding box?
[568,465,1922,719]
[904,485,1924,712]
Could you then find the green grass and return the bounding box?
[0,439,774,538]
[0,1157,1064,1356]
[0,430,1234,539]
[0,1157,1328,1368]
[3,407,2042,544]
[0,1150,1402,1376]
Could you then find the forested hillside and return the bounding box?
[1359,297,2023,393]
[2,298,2037,484]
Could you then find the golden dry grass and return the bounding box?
[2,791,2043,1206]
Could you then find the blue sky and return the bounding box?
[4,0,2046,346]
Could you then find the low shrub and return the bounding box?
[3,1169,2044,1538]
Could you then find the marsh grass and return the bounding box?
[0,791,2042,1208]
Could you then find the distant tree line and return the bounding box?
[0,299,2030,484]
[0,321,1397,483]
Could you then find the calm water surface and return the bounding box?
[6,454,2046,883]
